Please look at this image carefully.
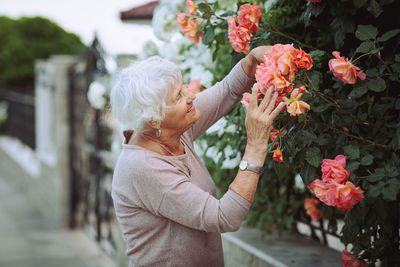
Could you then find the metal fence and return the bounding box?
[0,89,35,148]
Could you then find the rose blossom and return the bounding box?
[308,180,364,211]
[255,66,293,95]
[329,51,366,84]
[186,80,202,94]
[283,86,310,116]
[273,149,283,162]
[261,44,297,80]
[186,0,197,16]
[270,129,280,142]
[328,181,364,211]
[228,17,252,54]
[241,92,251,106]
[321,154,350,184]
[291,49,313,70]
[304,197,322,221]
[341,250,367,267]
[178,17,203,44]
[237,3,263,33]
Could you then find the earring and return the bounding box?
[156,128,162,137]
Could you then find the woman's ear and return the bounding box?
[146,120,161,130]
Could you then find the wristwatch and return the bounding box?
[239,160,262,174]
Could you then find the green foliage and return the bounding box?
[193,0,400,265]
[0,16,85,88]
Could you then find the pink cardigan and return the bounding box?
[112,60,255,267]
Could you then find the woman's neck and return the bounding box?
[130,131,185,156]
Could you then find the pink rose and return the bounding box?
[321,154,350,184]
[186,0,197,16]
[255,66,293,95]
[187,80,201,94]
[304,197,322,221]
[241,92,251,106]
[237,3,263,33]
[329,51,366,84]
[308,180,364,211]
[228,17,252,54]
[341,250,367,267]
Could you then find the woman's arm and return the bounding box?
[229,84,285,203]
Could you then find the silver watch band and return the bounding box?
[239,160,262,174]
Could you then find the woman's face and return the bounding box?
[161,81,201,135]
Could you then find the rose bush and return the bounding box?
[147,0,400,265]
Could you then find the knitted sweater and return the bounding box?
[112,60,255,267]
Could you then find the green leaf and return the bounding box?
[198,3,212,13]
[378,29,400,42]
[309,50,325,59]
[368,181,385,198]
[355,41,373,54]
[367,77,386,92]
[306,147,322,168]
[317,133,331,146]
[385,166,400,177]
[353,0,368,8]
[361,154,374,166]
[367,168,385,182]
[349,84,368,98]
[367,0,383,17]
[382,179,400,201]
[344,144,360,159]
[202,27,215,45]
[355,24,378,41]
[347,161,361,172]
[300,163,319,186]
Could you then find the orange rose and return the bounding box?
[304,197,322,221]
[283,86,310,116]
[270,129,280,142]
[341,250,367,267]
[228,17,252,54]
[255,66,293,95]
[329,51,366,84]
[237,3,263,33]
[273,149,283,162]
[178,18,203,44]
[186,0,197,16]
[291,49,313,70]
[187,80,202,94]
[321,154,349,184]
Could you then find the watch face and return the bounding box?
[239,160,247,170]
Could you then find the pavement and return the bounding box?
[0,173,119,267]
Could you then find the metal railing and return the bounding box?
[0,89,35,149]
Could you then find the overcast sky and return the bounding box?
[0,0,160,55]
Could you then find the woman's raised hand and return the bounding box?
[241,46,272,78]
[242,83,285,165]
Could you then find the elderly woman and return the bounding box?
[110,46,285,267]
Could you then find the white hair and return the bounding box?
[110,56,182,136]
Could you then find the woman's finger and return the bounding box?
[268,102,286,122]
[264,92,279,115]
[249,83,259,110]
[259,87,273,111]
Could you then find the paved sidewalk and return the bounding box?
[0,174,118,267]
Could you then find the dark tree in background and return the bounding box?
[0,16,86,92]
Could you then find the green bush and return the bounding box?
[0,16,85,88]
[190,0,400,265]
